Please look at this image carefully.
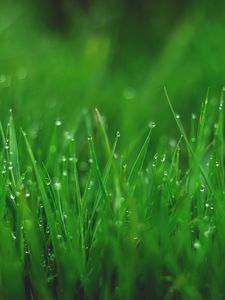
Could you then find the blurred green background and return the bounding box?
[1,0,225,146]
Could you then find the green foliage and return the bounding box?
[0,93,225,299]
[1,1,225,299]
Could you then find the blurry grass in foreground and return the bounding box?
[0,90,225,299]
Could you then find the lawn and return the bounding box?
[1,1,225,299]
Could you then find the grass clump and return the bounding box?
[0,93,225,300]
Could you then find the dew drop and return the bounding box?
[56,120,62,126]
[10,194,15,200]
[45,178,51,186]
[193,240,201,249]
[25,191,30,198]
[54,181,61,191]
[154,153,158,160]
[148,121,156,129]
[11,232,17,240]
[114,153,118,160]
[161,154,166,163]
[57,234,62,240]
[61,156,67,162]
[192,113,197,120]
[200,185,205,193]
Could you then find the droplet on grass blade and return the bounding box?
[55,120,62,126]
[161,154,166,163]
[11,232,17,240]
[192,113,197,120]
[148,121,156,129]
[200,185,205,193]
[25,191,30,198]
[116,131,121,138]
[10,194,15,200]
[54,181,61,191]
[45,178,51,186]
[57,234,62,240]
[193,240,201,250]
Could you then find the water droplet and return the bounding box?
[10,194,15,200]
[88,136,92,141]
[63,170,67,177]
[57,234,62,240]
[64,131,73,140]
[11,232,17,240]
[114,153,118,159]
[216,161,220,167]
[61,156,67,162]
[192,113,197,120]
[116,131,121,138]
[205,203,210,208]
[54,181,61,191]
[161,154,166,163]
[45,178,51,186]
[88,158,93,164]
[193,240,201,249]
[56,120,62,126]
[200,185,205,193]
[148,121,156,129]
[25,191,30,198]
[169,139,176,148]
[176,114,180,120]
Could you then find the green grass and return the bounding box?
[0,90,225,300]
